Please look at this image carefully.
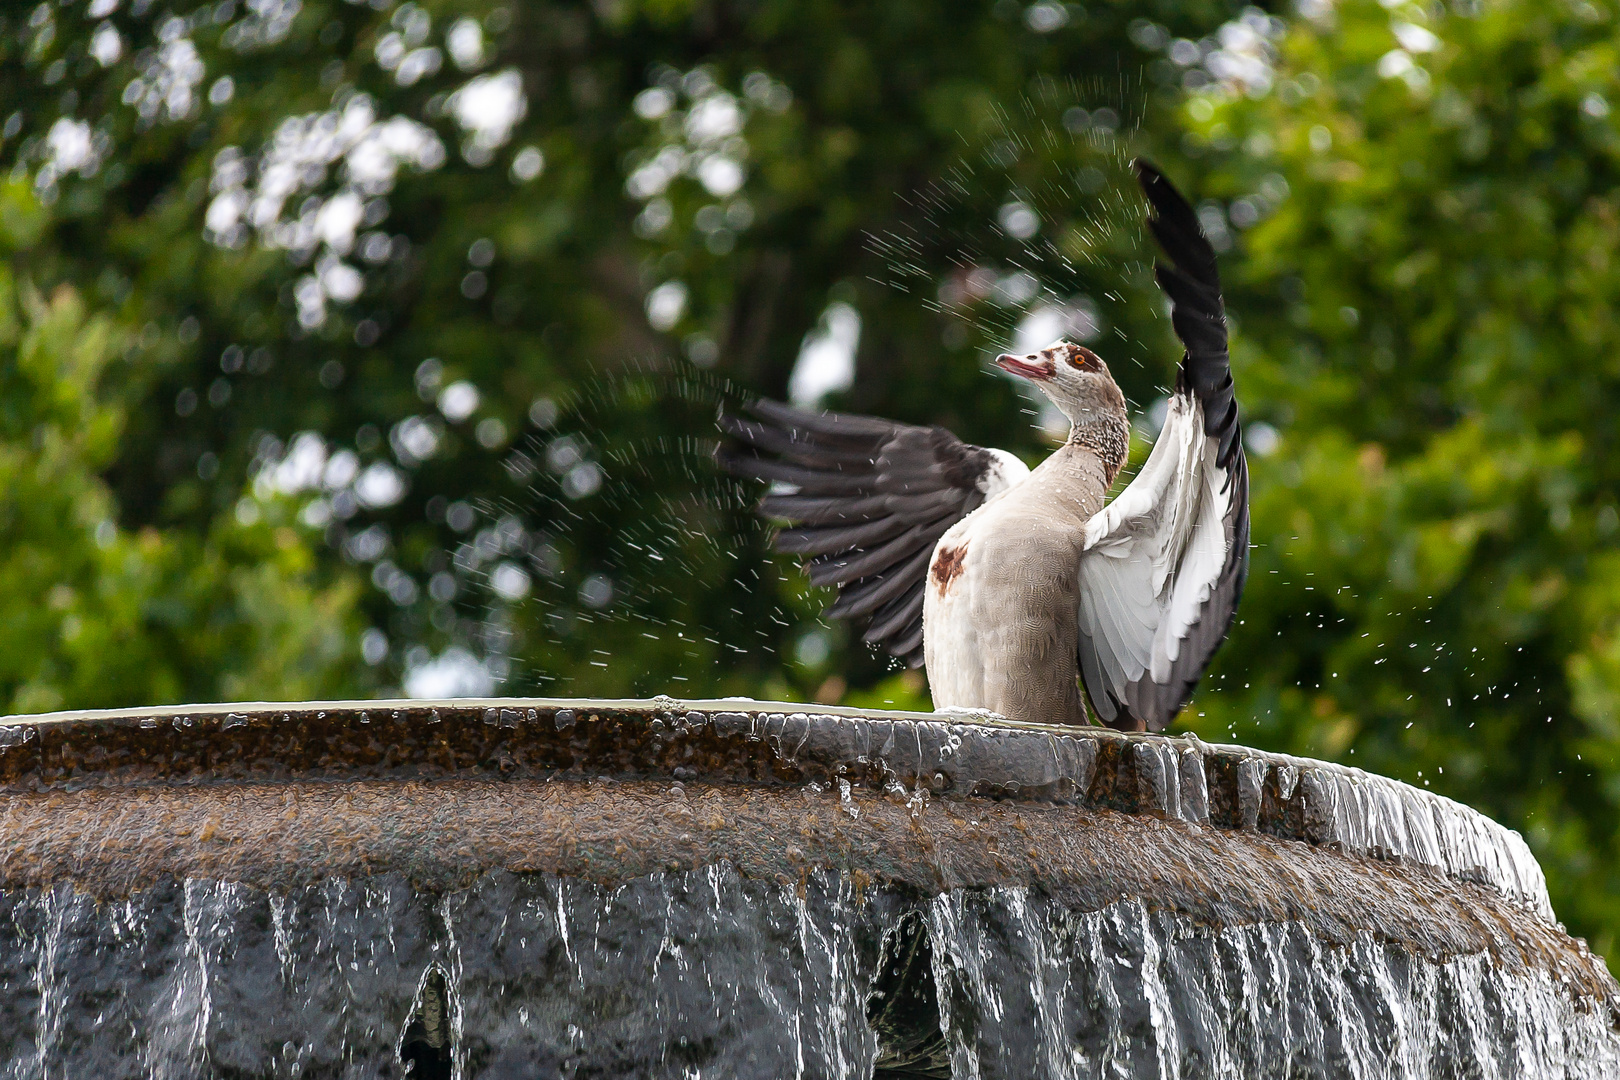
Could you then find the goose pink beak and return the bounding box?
[996,353,1055,381]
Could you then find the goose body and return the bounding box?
[924,442,1110,725]
[721,161,1248,731]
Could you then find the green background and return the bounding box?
[6,0,1620,971]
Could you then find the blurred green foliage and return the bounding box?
[4,0,1620,967]
[0,188,367,712]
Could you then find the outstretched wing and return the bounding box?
[719,399,1029,667]
[1075,160,1250,732]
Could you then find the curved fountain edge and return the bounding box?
[0,696,1552,921]
[1,697,1614,1078]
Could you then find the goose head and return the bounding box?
[996,340,1130,480]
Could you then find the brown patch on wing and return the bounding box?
[930,544,967,596]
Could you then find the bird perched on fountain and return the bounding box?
[719,161,1248,732]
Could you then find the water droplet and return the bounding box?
[1275,763,1299,801]
[837,777,859,819]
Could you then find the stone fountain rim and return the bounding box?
[0,694,1611,1009]
[0,692,1486,782]
[0,696,1552,915]
[0,694,1514,828]
[0,693,1517,807]
[2,702,1616,1072]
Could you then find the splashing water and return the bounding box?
[863,79,1177,433]
[456,86,1186,702]
[448,364,821,699]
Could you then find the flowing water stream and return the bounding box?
[0,866,1614,1080]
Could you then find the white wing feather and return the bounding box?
[979,448,1032,500]
[1077,394,1236,720]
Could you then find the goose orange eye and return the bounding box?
[1065,347,1101,371]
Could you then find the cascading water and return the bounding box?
[0,700,1611,1079]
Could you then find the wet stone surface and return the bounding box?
[0,698,1552,914]
[0,698,1612,1078]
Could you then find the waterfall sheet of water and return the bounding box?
[0,867,1613,1080]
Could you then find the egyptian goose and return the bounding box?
[720,161,1248,731]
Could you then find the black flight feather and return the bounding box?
[719,397,1004,663]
